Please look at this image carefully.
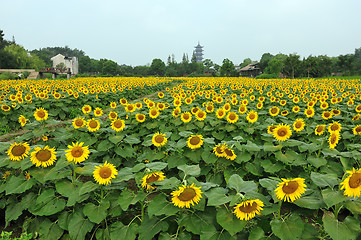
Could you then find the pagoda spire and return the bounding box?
[194,42,204,63]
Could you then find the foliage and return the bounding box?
[220,58,238,77]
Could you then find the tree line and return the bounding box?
[1,29,361,78]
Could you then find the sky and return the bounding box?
[1,0,361,66]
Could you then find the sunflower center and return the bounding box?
[249,113,255,119]
[190,137,200,145]
[282,181,299,194]
[224,148,233,157]
[138,115,144,120]
[349,173,361,188]
[207,106,212,111]
[277,128,287,137]
[84,107,89,112]
[271,108,277,114]
[183,114,190,120]
[239,202,258,213]
[75,119,84,127]
[229,114,236,120]
[151,109,157,116]
[216,146,224,154]
[11,145,26,156]
[331,124,339,131]
[324,112,331,118]
[71,147,84,158]
[178,188,197,201]
[128,105,134,110]
[356,127,361,133]
[36,149,51,162]
[37,110,45,118]
[114,120,123,128]
[307,110,312,115]
[330,134,337,144]
[99,167,112,179]
[110,113,116,118]
[316,126,324,132]
[357,106,361,111]
[198,112,205,118]
[89,120,98,128]
[155,135,164,143]
[295,121,302,128]
[240,107,245,112]
[146,175,160,183]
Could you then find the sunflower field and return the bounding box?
[1,76,361,240]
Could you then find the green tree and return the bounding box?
[102,60,119,75]
[220,58,238,77]
[265,58,283,76]
[283,53,301,78]
[150,58,166,76]
[4,44,45,70]
[79,56,91,73]
[240,58,252,68]
[259,53,274,72]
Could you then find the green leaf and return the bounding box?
[227,174,257,193]
[261,160,283,174]
[321,188,348,208]
[216,207,246,236]
[293,195,326,209]
[0,142,10,152]
[156,177,181,190]
[146,162,168,171]
[323,211,360,240]
[28,190,66,216]
[83,200,110,224]
[263,143,282,152]
[344,198,361,215]
[204,187,232,206]
[200,225,233,240]
[179,131,193,137]
[108,134,125,144]
[310,172,339,188]
[79,181,98,195]
[118,189,146,211]
[270,214,304,240]
[124,135,141,145]
[110,222,138,240]
[147,194,179,217]
[97,140,113,152]
[5,202,23,226]
[243,141,261,152]
[307,156,327,168]
[235,152,252,163]
[249,227,266,240]
[201,149,218,164]
[5,175,36,195]
[39,219,64,240]
[178,164,200,176]
[138,214,169,240]
[68,212,94,240]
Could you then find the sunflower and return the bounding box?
[352,114,360,121]
[34,108,48,121]
[256,102,263,109]
[191,107,200,115]
[315,125,326,135]
[322,111,333,120]
[152,132,167,147]
[269,106,279,116]
[94,107,103,117]
[181,112,192,123]
[141,172,165,190]
[73,117,85,129]
[275,178,307,202]
[267,125,277,134]
[187,135,204,149]
[6,142,31,161]
[171,183,202,208]
[30,146,57,167]
[42,136,48,142]
[213,144,226,157]
[329,131,341,149]
[119,98,128,105]
[293,118,305,132]
[281,110,289,116]
[226,111,239,124]
[355,105,361,113]
[216,108,226,119]
[246,110,258,123]
[18,115,28,127]
[304,108,315,118]
[292,106,300,113]
[328,121,341,133]
[195,110,206,121]
[111,119,125,132]
[135,114,146,123]
[110,102,117,109]
[205,104,214,113]
[173,98,182,107]
[353,125,361,135]
[1,104,11,112]
[158,92,165,98]
[157,103,166,111]
[93,161,118,185]
[332,109,341,116]
[224,147,237,160]
[238,105,247,115]
[108,111,118,120]
[87,118,100,132]
[223,103,231,112]
[273,124,292,141]
[135,102,142,109]
[65,142,90,164]
[233,199,264,221]
[149,108,160,119]
[172,107,181,118]
[340,168,361,198]
[82,105,92,114]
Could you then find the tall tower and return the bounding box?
[194,42,204,63]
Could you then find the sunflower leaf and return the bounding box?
[139,214,169,240]
[216,207,246,236]
[270,213,304,240]
[323,211,360,240]
[68,212,94,240]
[147,194,179,217]
[178,164,201,176]
[110,222,138,240]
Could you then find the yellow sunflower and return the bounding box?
[293,118,305,132]
[352,114,360,121]
[93,161,118,185]
[172,107,181,118]
[187,135,204,149]
[108,111,118,120]
[353,125,361,135]
[269,106,279,116]
[275,178,307,202]
[82,105,92,114]
[171,183,202,208]
[213,144,226,157]
[246,110,258,123]
[195,110,207,121]
[87,118,100,132]
[1,104,11,112]
[273,124,292,141]
[328,121,341,133]
[233,199,264,221]
[141,172,165,190]
[149,108,160,119]
[216,108,226,119]
[304,108,315,118]
[152,132,167,147]
[94,107,103,117]
[315,125,326,135]
[238,105,247,115]
[329,131,341,149]
[340,168,361,198]
[226,111,239,124]
[205,104,214,113]
[224,147,237,160]
[322,111,333,120]
[267,125,277,134]
[292,106,300,113]
[6,142,31,161]
[355,105,361,113]
[65,142,90,164]
[135,114,146,123]
[111,119,125,132]
[110,102,117,109]
[18,115,28,127]
[72,117,85,129]
[30,146,57,167]
[181,112,192,123]
[34,108,48,121]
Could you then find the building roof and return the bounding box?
[240,62,260,71]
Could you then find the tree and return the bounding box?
[203,59,214,72]
[79,56,91,73]
[220,58,238,77]
[56,62,67,73]
[259,53,274,72]
[240,58,252,68]
[102,60,119,75]
[337,54,354,76]
[265,58,283,76]
[283,53,301,78]
[150,59,166,76]
[0,30,11,50]
[3,44,45,70]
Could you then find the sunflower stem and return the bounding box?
[334,204,343,219]
[72,162,77,183]
[140,201,145,222]
[277,200,283,219]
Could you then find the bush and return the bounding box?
[255,73,279,79]
[0,72,18,80]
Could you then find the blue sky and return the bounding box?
[1,0,360,66]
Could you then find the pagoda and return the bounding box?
[194,42,204,63]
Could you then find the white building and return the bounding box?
[51,54,79,75]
